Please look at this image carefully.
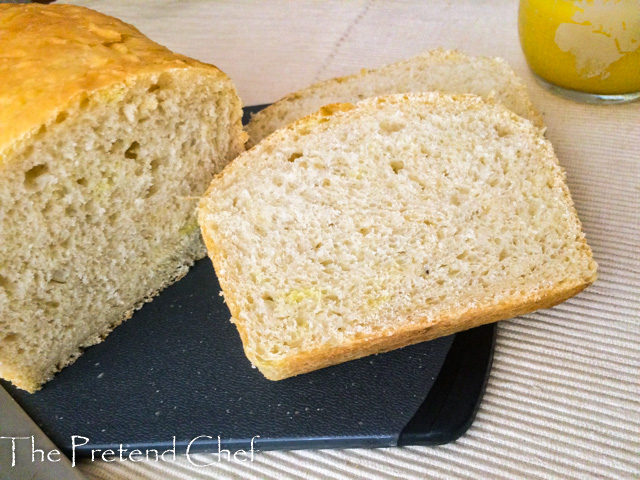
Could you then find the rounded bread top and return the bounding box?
[0,4,228,156]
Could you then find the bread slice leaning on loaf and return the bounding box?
[0,4,245,392]
[245,48,544,147]
[199,93,596,381]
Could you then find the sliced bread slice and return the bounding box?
[199,93,596,381]
[245,49,543,147]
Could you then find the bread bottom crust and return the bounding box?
[249,277,594,381]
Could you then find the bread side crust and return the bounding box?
[0,4,237,160]
[245,48,544,146]
[199,92,597,382]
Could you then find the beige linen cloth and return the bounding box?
[59,1,639,478]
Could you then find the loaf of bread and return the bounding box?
[0,4,245,392]
[199,93,596,381]
[245,49,544,147]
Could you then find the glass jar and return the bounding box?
[519,0,640,104]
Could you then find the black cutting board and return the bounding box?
[1,105,496,456]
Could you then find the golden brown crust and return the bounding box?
[0,4,230,159]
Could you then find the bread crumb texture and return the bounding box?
[0,4,245,391]
[200,93,596,380]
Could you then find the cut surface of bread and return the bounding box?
[199,93,596,381]
[245,49,544,146]
[0,4,245,392]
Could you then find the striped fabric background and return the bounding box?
[58,1,638,478]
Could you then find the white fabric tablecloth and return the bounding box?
[57,1,640,478]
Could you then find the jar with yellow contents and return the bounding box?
[519,0,640,103]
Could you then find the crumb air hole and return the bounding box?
[390,160,404,174]
[24,164,49,189]
[124,141,140,160]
